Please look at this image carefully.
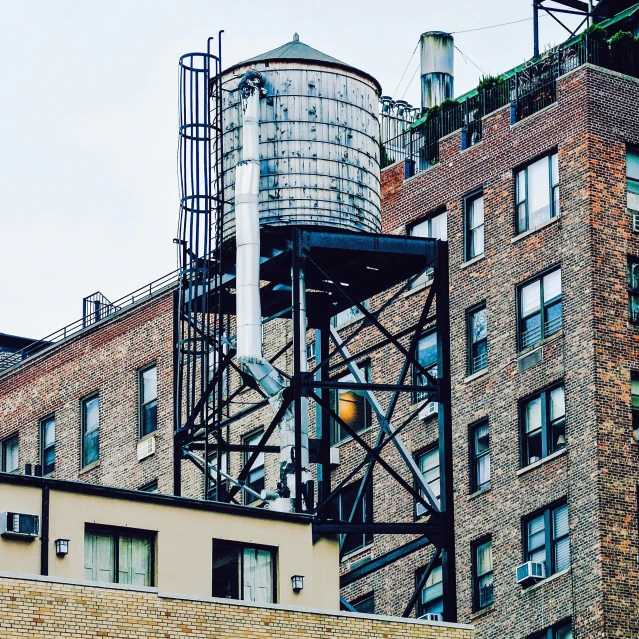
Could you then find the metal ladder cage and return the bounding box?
[176,35,227,501]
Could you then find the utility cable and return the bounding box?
[450,15,545,35]
[399,61,421,100]
[392,40,420,97]
[454,44,486,76]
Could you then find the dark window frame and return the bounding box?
[527,618,573,639]
[519,382,566,468]
[138,479,159,493]
[632,371,639,436]
[138,363,158,439]
[350,591,375,614]
[40,414,56,475]
[1,433,19,473]
[628,256,639,325]
[412,329,438,405]
[330,362,372,445]
[336,480,374,555]
[242,428,265,504]
[464,189,485,261]
[84,524,155,586]
[416,559,443,617]
[211,538,277,603]
[469,420,490,493]
[415,443,440,519]
[515,150,560,234]
[516,266,562,351]
[408,209,447,288]
[472,536,494,611]
[627,146,639,212]
[467,303,487,375]
[522,500,570,578]
[81,392,100,469]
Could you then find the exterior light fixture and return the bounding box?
[55,539,69,557]
[291,575,304,592]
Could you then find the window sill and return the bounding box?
[460,254,485,270]
[464,368,489,383]
[517,447,567,476]
[333,315,366,331]
[511,214,560,244]
[470,603,494,619]
[516,330,563,359]
[520,568,570,594]
[468,485,491,500]
[402,280,433,298]
[332,425,376,449]
[79,460,100,475]
[342,543,374,565]
[139,431,157,443]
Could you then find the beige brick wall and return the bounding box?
[0,574,474,639]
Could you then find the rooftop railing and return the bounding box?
[0,269,179,376]
[383,33,639,178]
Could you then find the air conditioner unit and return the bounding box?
[330,447,340,467]
[633,213,639,233]
[419,613,443,622]
[1,512,39,539]
[418,401,438,420]
[516,561,546,587]
[137,435,156,461]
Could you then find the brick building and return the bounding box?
[2,4,639,638]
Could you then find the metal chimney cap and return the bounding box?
[420,30,453,40]
[293,32,299,42]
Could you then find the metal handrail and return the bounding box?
[0,269,179,375]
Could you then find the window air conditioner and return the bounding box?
[419,613,443,622]
[516,561,546,587]
[633,214,639,233]
[137,435,156,461]
[330,447,340,467]
[1,512,39,539]
[419,401,438,420]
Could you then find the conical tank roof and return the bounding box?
[227,33,382,94]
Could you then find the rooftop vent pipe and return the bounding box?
[235,69,311,513]
[420,31,454,111]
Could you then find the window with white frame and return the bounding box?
[516,152,559,234]
[40,416,55,475]
[212,540,276,603]
[409,211,447,288]
[465,192,485,260]
[416,446,440,517]
[518,268,562,350]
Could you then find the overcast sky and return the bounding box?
[0,0,584,339]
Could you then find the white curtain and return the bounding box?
[242,548,273,603]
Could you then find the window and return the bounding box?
[336,480,373,555]
[414,331,438,403]
[207,451,228,501]
[528,619,573,639]
[470,421,490,492]
[84,527,153,586]
[331,366,371,444]
[243,430,265,504]
[472,538,494,610]
[628,257,639,325]
[632,373,639,436]
[1,435,18,473]
[40,416,55,475]
[465,192,485,260]
[409,211,447,288]
[332,300,369,328]
[518,268,562,350]
[212,540,275,603]
[627,147,639,212]
[521,384,566,466]
[524,502,570,577]
[416,446,440,517]
[467,305,487,374]
[81,394,100,468]
[516,152,559,233]
[139,365,157,438]
[138,480,158,493]
[351,592,375,614]
[416,560,443,616]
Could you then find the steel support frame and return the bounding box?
[533,0,592,57]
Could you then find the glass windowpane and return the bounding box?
[142,367,157,404]
[516,169,526,204]
[526,397,542,433]
[543,270,562,302]
[550,387,565,420]
[84,397,99,433]
[3,437,18,473]
[527,157,551,226]
[521,281,541,316]
[430,212,447,241]
[627,149,639,180]
[551,153,559,186]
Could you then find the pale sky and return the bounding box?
[0,0,584,339]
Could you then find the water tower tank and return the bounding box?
[219,34,382,241]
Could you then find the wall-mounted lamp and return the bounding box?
[55,539,69,557]
[291,575,304,592]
